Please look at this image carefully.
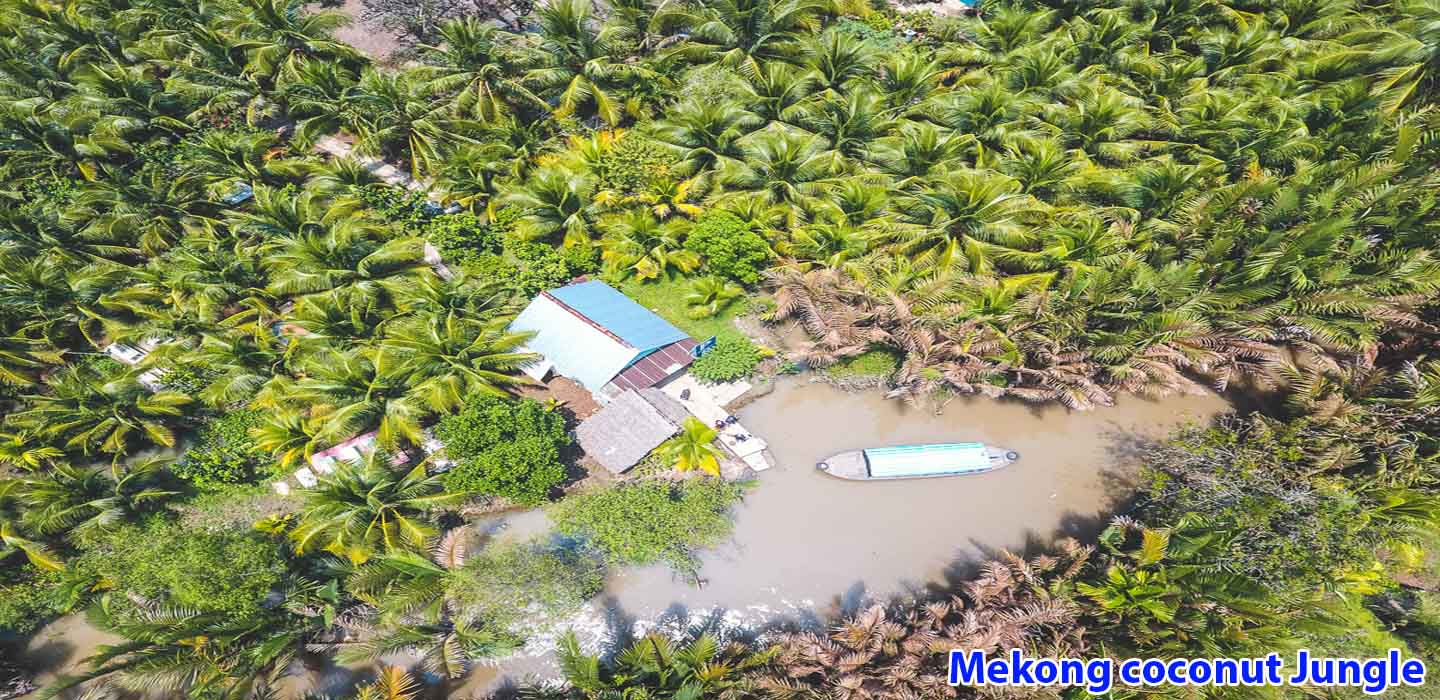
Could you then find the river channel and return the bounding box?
[20,379,1228,697]
[600,379,1229,626]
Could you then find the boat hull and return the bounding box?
[816,445,1018,481]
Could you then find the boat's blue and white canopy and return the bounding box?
[863,443,991,478]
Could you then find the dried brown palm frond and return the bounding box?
[431,528,467,570]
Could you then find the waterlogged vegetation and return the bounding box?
[3,0,1440,696]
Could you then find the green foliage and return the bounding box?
[172,410,271,489]
[0,568,66,637]
[1137,416,1381,593]
[437,395,570,505]
[676,64,750,105]
[428,212,502,266]
[683,211,770,285]
[447,542,605,628]
[553,629,772,698]
[550,480,746,571]
[77,520,285,617]
[594,134,678,195]
[351,184,435,233]
[503,235,596,296]
[833,16,902,49]
[825,349,900,379]
[619,278,748,342]
[690,336,763,383]
[157,365,224,396]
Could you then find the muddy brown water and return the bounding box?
[20,379,1228,697]
[600,379,1230,625]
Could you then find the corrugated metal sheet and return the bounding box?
[864,443,991,478]
[609,339,698,392]
[576,389,682,473]
[549,281,688,352]
[510,295,640,391]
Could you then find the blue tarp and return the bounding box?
[864,443,991,478]
[548,281,687,352]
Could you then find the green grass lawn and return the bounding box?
[824,349,901,379]
[619,277,754,342]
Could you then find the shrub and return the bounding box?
[825,349,901,379]
[684,211,771,285]
[550,480,746,572]
[0,569,65,638]
[690,336,763,383]
[594,134,678,195]
[78,521,285,617]
[508,240,596,296]
[447,542,605,628]
[429,211,502,265]
[157,364,223,396]
[437,396,570,505]
[677,64,750,105]
[172,409,271,489]
[352,184,433,234]
[835,16,903,49]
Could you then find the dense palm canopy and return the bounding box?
[289,454,464,564]
[4,0,1440,695]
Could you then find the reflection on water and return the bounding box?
[22,379,1228,698]
[604,379,1229,622]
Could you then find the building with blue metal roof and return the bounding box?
[510,281,699,399]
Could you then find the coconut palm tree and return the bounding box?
[44,598,316,698]
[524,0,659,126]
[684,276,744,319]
[547,630,772,700]
[420,18,545,122]
[794,87,895,159]
[224,0,363,85]
[648,98,763,176]
[598,209,700,280]
[345,68,487,181]
[865,120,975,187]
[742,60,816,126]
[289,453,464,564]
[657,417,723,476]
[275,345,429,447]
[0,429,64,472]
[251,406,332,471]
[721,127,840,215]
[9,363,192,457]
[0,479,64,571]
[889,169,1039,266]
[0,323,65,388]
[12,458,178,544]
[66,166,219,255]
[377,312,536,411]
[501,165,604,247]
[432,142,515,209]
[661,0,831,75]
[800,29,876,96]
[263,227,430,311]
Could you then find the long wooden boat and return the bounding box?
[816,442,1018,481]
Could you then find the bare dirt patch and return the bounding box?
[322,0,405,64]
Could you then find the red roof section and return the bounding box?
[609,339,699,392]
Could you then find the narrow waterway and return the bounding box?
[18,380,1228,697]
[598,379,1230,627]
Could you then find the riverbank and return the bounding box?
[19,378,1228,698]
[432,377,1231,695]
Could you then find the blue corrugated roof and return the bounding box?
[547,281,688,352]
